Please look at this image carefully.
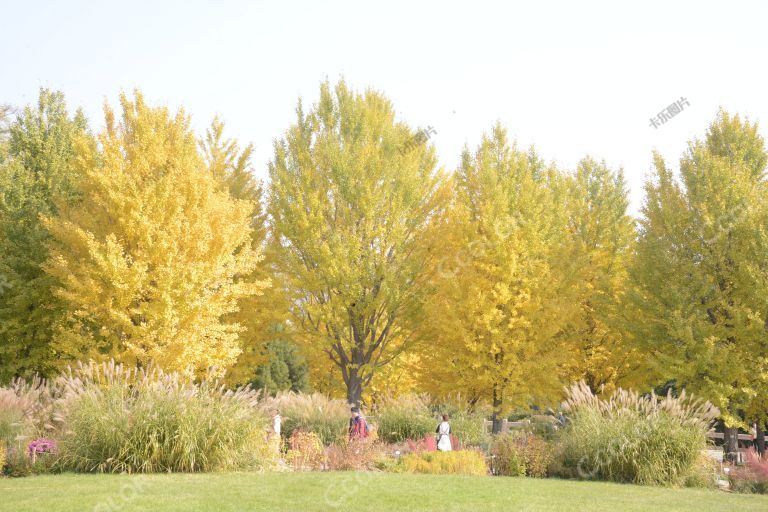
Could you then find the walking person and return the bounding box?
[436,414,452,452]
[349,406,369,441]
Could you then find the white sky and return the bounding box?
[2,0,767,214]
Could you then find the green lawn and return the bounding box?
[2,472,767,512]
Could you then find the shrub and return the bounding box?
[525,414,561,441]
[286,431,324,470]
[399,449,487,476]
[3,446,32,477]
[558,381,719,485]
[490,433,554,477]
[0,443,5,473]
[375,394,434,443]
[683,453,720,489]
[728,449,768,494]
[490,434,526,476]
[324,440,387,471]
[267,392,349,446]
[53,360,274,473]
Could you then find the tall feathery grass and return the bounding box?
[53,360,273,473]
[375,394,435,443]
[265,392,350,445]
[0,377,55,451]
[559,381,719,485]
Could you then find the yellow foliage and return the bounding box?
[43,92,268,376]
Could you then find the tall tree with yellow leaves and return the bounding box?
[419,125,584,431]
[629,111,768,458]
[268,80,448,405]
[42,92,267,375]
[198,118,284,384]
[565,157,636,393]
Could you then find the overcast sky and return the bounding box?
[2,0,767,214]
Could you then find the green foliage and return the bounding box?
[269,79,448,403]
[267,392,349,446]
[628,110,768,427]
[375,394,435,443]
[399,450,488,476]
[558,382,718,485]
[490,434,526,476]
[0,89,91,381]
[53,361,274,473]
[251,340,310,395]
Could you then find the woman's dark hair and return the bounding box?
[442,414,449,421]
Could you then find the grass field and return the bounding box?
[2,472,767,512]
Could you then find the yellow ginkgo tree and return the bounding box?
[268,80,448,405]
[419,125,585,431]
[43,92,268,375]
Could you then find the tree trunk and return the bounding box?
[724,426,740,462]
[345,370,363,406]
[491,386,503,434]
[756,422,766,457]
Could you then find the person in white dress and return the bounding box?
[436,414,452,452]
[272,409,282,438]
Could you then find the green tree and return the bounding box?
[251,338,310,395]
[629,111,768,457]
[0,104,14,161]
[268,80,448,404]
[0,89,91,381]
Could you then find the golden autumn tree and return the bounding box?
[42,92,267,375]
[565,157,636,393]
[268,80,448,405]
[419,125,584,431]
[198,118,287,385]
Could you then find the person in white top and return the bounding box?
[436,414,452,452]
[271,409,281,438]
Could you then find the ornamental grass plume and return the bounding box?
[52,360,273,473]
[559,381,719,486]
[265,392,349,446]
[0,376,55,447]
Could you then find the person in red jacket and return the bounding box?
[348,406,369,441]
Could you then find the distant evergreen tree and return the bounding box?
[251,339,310,395]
